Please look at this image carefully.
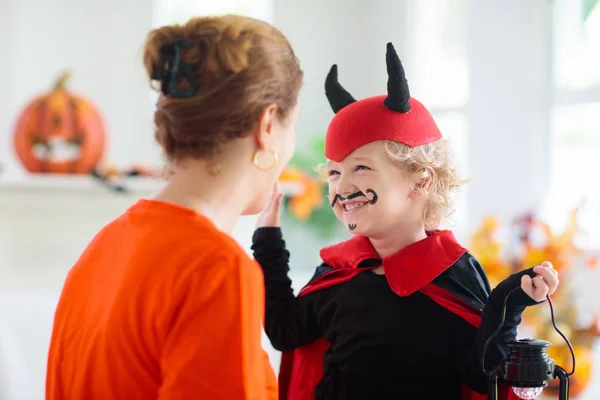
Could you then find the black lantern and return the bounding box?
[482,290,576,400]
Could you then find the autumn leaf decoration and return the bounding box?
[279,166,324,220]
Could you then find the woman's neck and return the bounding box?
[153,160,251,234]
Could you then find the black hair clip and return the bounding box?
[154,39,198,98]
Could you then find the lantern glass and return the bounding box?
[511,386,544,399]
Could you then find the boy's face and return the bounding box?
[326,141,422,237]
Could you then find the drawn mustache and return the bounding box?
[331,189,378,208]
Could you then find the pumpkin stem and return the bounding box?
[53,71,72,91]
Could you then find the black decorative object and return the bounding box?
[483,289,576,399]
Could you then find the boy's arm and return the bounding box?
[251,227,329,352]
[451,261,540,393]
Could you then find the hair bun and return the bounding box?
[142,15,303,162]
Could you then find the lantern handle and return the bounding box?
[487,366,503,400]
[547,295,576,376]
[481,287,520,374]
[553,365,570,399]
[481,288,576,377]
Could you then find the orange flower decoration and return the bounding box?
[469,216,512,287]
[279,166,324,221]
[278,166,305,182]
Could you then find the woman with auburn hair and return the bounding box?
[46,14,303,400]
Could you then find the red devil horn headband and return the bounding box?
[323,42,442,161]
[324,65,356,113]
[325,42,411,114]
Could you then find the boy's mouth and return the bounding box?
[332,189,379,232]
[343,201,368,212]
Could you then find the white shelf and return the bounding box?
[0,173,303,196]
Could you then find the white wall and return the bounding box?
[0,1,14,172]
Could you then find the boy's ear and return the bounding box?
[410,167,434,199]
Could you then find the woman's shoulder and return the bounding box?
[132,229,260,301]
[124,198,252,264]
[179,227,255,273]
[96,201,255,280]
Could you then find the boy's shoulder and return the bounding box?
[432,251,492,310]
[440,251,489,286]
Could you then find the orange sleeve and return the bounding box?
[158,252,275,400]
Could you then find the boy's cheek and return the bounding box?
[331,204,343,220]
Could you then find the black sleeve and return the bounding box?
[438,254,541,394]
[251,227,330,352]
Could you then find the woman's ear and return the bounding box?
[254,104,279,150]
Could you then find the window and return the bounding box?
[545,0,600,250]
[545,103,600,248]
[433,111,469,234]
[553,0,600,90]
[407,0,470,110]
[407,0,471,237]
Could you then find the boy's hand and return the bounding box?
[256,182,284,228]
[520,261,559,302]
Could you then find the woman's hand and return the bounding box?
[256,182,284,228]
[520,261,559,302]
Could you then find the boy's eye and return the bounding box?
[328,170,340,176]
[356,165,370,171]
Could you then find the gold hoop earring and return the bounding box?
[253,148,279,171]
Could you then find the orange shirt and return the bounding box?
[46,199,277,400]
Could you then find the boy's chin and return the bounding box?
[344,221,369,236]
[336,216,374,236]
[344,223,386,239]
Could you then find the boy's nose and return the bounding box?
[336,175,357,196]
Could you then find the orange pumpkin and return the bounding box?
[545,344,593,397]
[13,71,106,174]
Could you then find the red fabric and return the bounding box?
[278,232,520,400]
[325,95,442,162]
[419,284,482,328]
[320,230,467,296]
[299,269,364,297]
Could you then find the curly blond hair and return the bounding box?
[317,139,467,231]
[384,139,467,230]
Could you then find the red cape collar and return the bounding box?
[319,230,467,296]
